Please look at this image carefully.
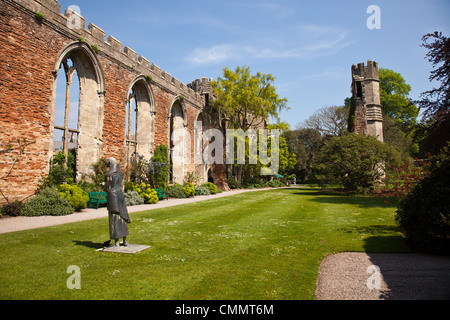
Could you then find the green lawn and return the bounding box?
[0,186,409,300]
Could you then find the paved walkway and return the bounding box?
[0,188,266,234]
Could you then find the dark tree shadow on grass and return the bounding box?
[288,187,399,209]
[336,224,410,253]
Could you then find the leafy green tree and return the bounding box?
[318,133,401,191]
[379,67,419,131]
[284,128,325,182]
[211,66,289,186]
[148,145,170,189]
[212,66,288,131]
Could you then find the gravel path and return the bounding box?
[316,252,450,300]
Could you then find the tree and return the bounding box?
[284,128,325,181]
[211,66,289,186]
[212,66,288,131]
[298,105,349,137]
[416,32,450,155]
[379,68,419,131]
[383,115,418,159]
[318,133,401,191]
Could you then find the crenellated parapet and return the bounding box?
[351,60,384,142]
[9,0,205,106]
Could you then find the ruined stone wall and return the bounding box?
[0,0,207,202]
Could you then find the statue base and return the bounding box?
[98,244,151,254]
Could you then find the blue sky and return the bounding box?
[57,0,450,128]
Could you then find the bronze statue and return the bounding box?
[105,157,130,247]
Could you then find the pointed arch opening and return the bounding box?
[169,97,188,184]
[52,42,105,180]
[125,76,156,177]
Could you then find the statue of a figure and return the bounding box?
[105,157,130,247]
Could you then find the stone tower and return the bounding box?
[351,60,384,142]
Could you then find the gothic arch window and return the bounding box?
[52,42,105,180]
[54,58,80,167]
[194,111,209,183]
[169,97,187,183]
[125,77,155,173]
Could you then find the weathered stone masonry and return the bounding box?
[0,0,212,202]
[351,60,384,142]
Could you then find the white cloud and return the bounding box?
[186,44,239,65]
[185,24,354,66]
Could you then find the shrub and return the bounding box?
[58,184,89,212]
[195,186,211,196]
[396,151,450,254]
[383,161,425,198]
[167,184,186,198]
[242,176,264,189]
[21,188,74,217]
[183,182,195,197]
[318,133,401,191]
[124,190,144,206]
[0,201,23,217]
[37,150,76,191]
[202,182,218,195]
[126,182,158,204]
[265,180,284,188]
[227,177,239,189]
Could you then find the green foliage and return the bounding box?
[167,184,187,198]
[195,186,211,195]
[227,177,239,189]
[319,133,401,191]
[183,171,200,186]
[21,188,74,217]
[77,158,107,193]
[124,190,144,206]
[281,128,325,183]
[58,184,89,212]
[264,180,285,188]
[379,67,419,130]
[396,148,450,253]
[183,182,195,197]
[38,150,76,191]
[126,182,158,204]
[35,12,44,21]
[0,201,23,217]
[347,96,357,133]
[212,66,288,130]
[146,74,152,82]
[202,182,218,194]
[130,146,170,189]
[91,44,100,53]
